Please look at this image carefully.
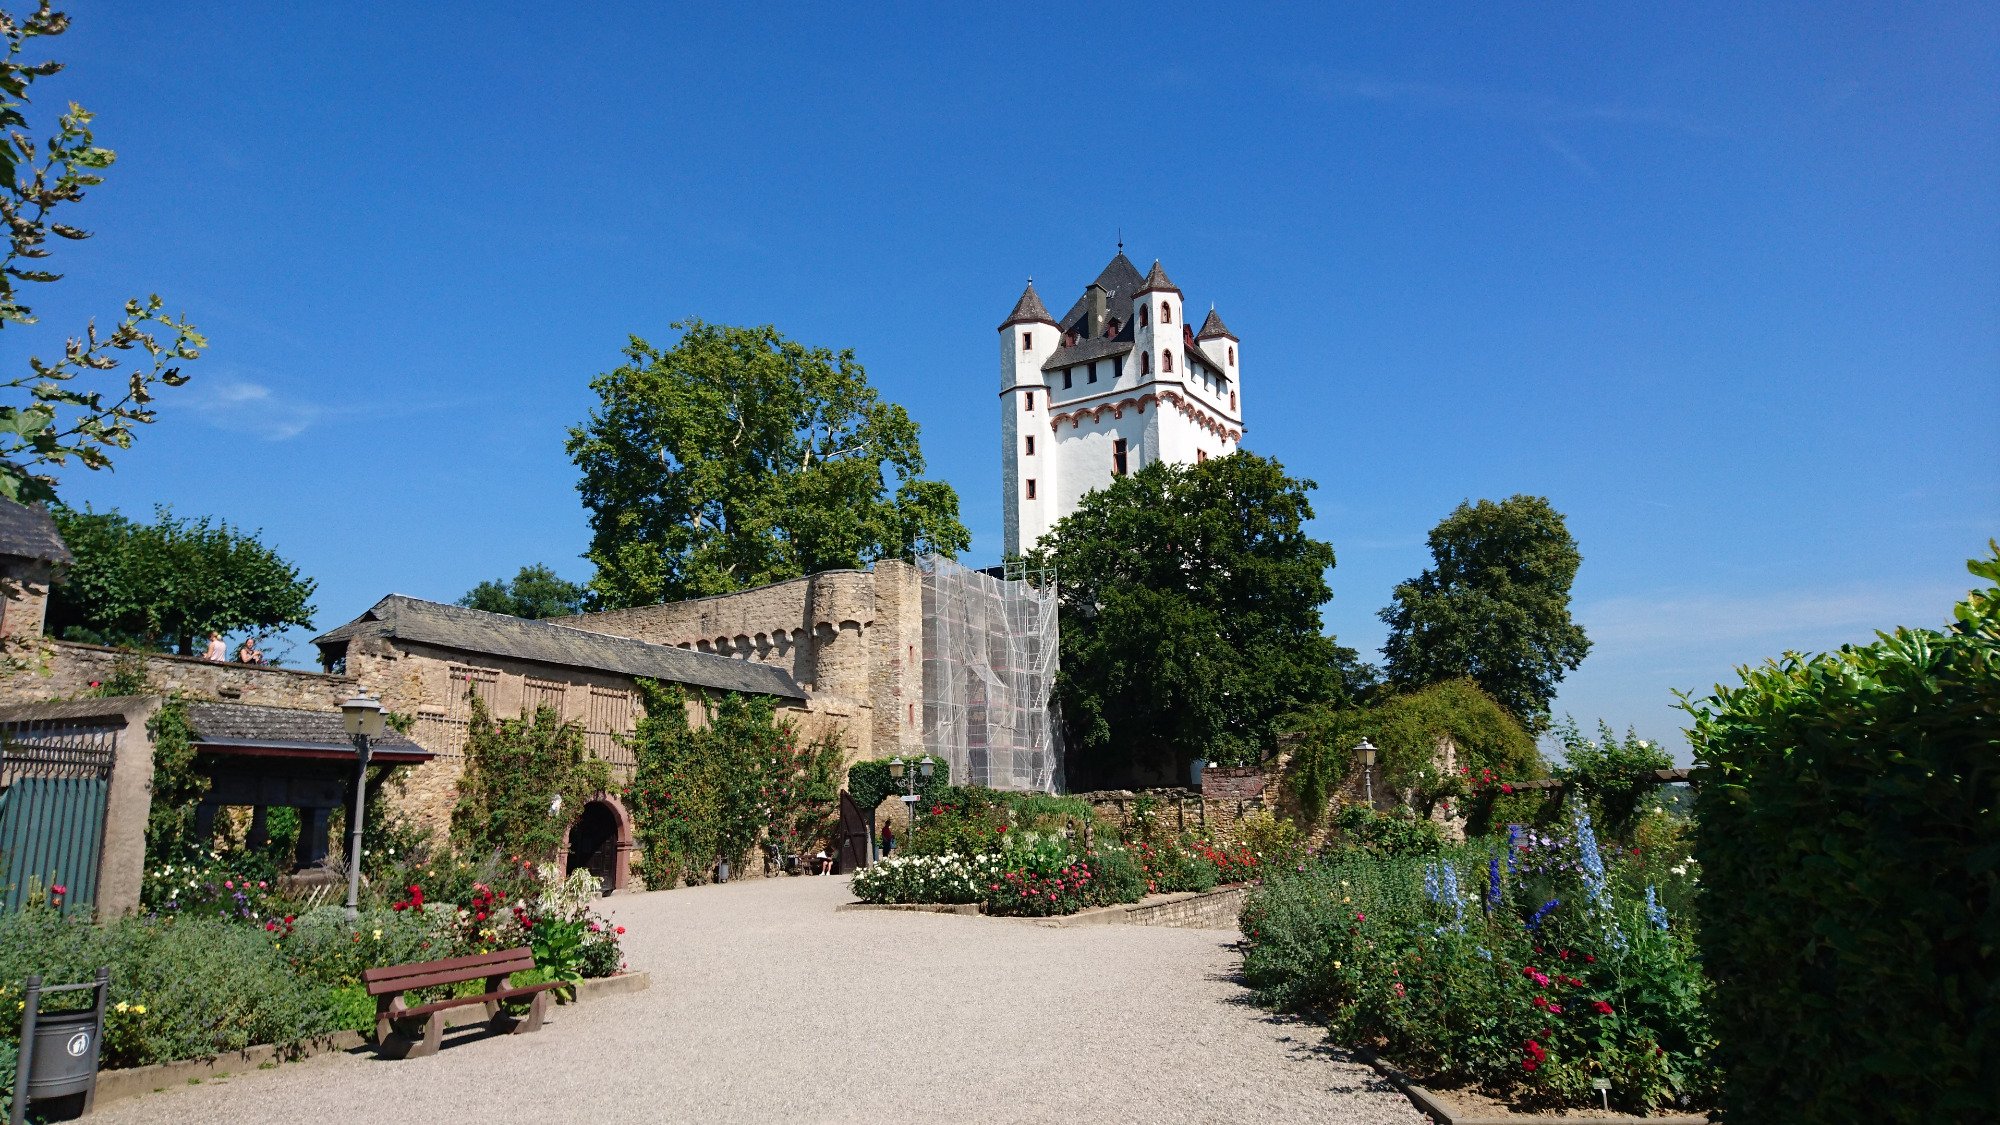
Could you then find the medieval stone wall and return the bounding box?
[0,638,360,709]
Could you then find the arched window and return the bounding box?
[1230,391,1237,410]
[1141,352,1151,374]
[1228,345,1235,365]
[1162,350,1174,373]
[1162,303,1172,324]
[1138,305,1149,327]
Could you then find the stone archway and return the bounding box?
[562,791,634,894]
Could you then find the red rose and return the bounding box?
[1594,1000,1615,1015]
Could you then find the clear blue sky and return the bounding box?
[23,3,1998,758]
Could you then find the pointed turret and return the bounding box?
[1196,306,1236,340]
[999,281,1056,330]
[1136,258,1181,295]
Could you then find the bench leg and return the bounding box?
[413,1011,443,1057]
[378,1011,444,1060]
[516,989,548,1034]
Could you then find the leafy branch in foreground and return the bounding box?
[0,2,203,503]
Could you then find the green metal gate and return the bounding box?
[0,721,116,916]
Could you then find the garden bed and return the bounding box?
[1359,1049,1712,1124]
[90,970,651,1109]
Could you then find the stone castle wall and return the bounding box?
[0,638,361,709]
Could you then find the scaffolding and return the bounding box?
[918,554,1061,793]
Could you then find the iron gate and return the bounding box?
[0,720,116,915]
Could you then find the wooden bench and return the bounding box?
[361,946,564,1058]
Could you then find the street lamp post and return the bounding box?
[1356,738,1377,808]
[887,756,936,834]
[341,693,387,922]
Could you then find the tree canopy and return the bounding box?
[566,320,969,608]
[1031,452,1346,782]
[47,505,316,655]
[457,563,587,620]
[1379,494,1590,731]
[0,4,203,504]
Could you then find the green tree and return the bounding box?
[1379,495,1591,731]
[567,320,970,608]
[0,4,203,504]
[457,563,587,620]
[47,505,316,655]
[1549,716,1673,839]
[1031,452,1344,783]
[451,694,611,862]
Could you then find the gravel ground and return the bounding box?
[89,875,1426,1125]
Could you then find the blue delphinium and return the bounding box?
[1645,884,1669,931]
[1506,824,1522,873]
[1526,898,1561,930]
[1571,799,1611,912]
[1424,863,1440,903]
[1487,856,1503,914]
[1440,862,1464,928]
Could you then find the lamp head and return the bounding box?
[888,758,905,779]
[342,693,387,739]
[1355,738,1377,767]
[918,758,935,779]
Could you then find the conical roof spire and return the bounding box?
[1196,306,1236,340]
[999,280,1056,330]
[1136,258,1181,295]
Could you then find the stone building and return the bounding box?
[312,594,807,888]
[1000,251,1245,557]
[0,499,72,641]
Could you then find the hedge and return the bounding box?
[846,755,949,817]
[1684,548,1999,1124]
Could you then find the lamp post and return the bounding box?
[341,693,386,922]
[887,756,935,834]
[1356,738,1377,808]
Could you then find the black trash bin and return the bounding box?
[25,1008,101,1099]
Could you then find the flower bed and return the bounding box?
[1240,800,1713,1116]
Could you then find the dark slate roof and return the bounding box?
[1195,307,1236,341]
[1042,337,1133,372]
[1055,253,1146,333]
[998,282,1056,329]
[1136,258,1180,295]
[0,499,71,566]
[185,701,428,757]
[313,595,805,700]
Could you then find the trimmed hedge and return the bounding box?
[1685,549,2000,1124]
[846,755,948,817]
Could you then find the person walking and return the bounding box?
[202,631,226,662]
[880,820,895,857]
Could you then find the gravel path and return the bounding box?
[89,876,1425,1124]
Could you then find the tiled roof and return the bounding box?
[314,595,805,700]
[1195,307,1235,340]
[0,499,71,566]
[999,282,1056,329]
[1136,259,1180,295]
[1042,337,1134,372]
[1055,253,1146,332]
[185,701,428,756]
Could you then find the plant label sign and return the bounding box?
[900,794,919,803]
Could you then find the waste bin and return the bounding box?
[24,1008,100,1099]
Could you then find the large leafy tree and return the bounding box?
[0,4,203,504]
[1379,494,1591,731]
[458,563,587,620]
[1032,452,1346,783]
[47,505,316,655]
[567,320,970,608]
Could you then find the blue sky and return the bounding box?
[22,3,1998,758]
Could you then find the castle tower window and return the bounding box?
[1162,302,1172,324]
[1138,305,1149,327]
[1113,438,1129,477]
[1063,369,1073,389]
[1025,478,1037,499]
[1022,332,1032,350]
[1197,449,1208,463]
[1088,362,1098,383]
[1025,435,1035,456]
[1025,391,1035,410]
[1141,352,1151,375]
[1230,391,1237,410]
[1228,345,1235,365]
[1162,350,1174,373]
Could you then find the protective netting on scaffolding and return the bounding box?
[918,553,1061,793]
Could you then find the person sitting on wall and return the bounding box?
[203,631,227,662]
[235,636,264,665]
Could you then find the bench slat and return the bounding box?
[395,980,564,1020]
[363,946,537,995]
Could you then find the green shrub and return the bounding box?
[0,910,338,1069]
[845,754,949,815]
[902,786,1012,856]
[1331,802,1446,856]
[277,905,457,990]
[1684,549,2000,1124]
[452,695,612,862]
[626,683,801,886]
[1086,845,1147,904]
[1550,719,1673,841]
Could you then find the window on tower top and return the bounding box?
[1138,305,1149,327]
[1230,391,1237,410]
[1063,369,1072,390]
[1025,478,1037,499]
[1025,435,1035,456]
[1162,303,1172,324]
[1088,363,1098,383]
[1162,350,1174,373]
[1228,345,1235,365]
[1141,352,1151,375]
[1022,333,1031,350]
[1113,438,1129,477]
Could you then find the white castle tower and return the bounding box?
[999,251,1244,558]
